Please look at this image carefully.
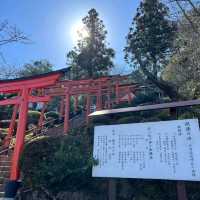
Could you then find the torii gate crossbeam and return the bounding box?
[0,71,62,198]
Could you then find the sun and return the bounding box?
[70,21,89,43]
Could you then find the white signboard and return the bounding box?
[92,119,200,181]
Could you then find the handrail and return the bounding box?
[0,118,59,155]
[0,112,86,156]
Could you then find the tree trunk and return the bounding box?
[136,55,182,101]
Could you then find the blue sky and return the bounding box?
[0,0,140,73]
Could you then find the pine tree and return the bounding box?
[67,8,115,79]
[124,0,180,100]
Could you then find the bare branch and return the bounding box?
[186,0,200,15]
[176,0,200,34]
[0,52,19,79]
[0,20,30,46]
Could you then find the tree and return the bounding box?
[18,60,53,77]
[124,0,179,100]
[0,20,29,79]
[67,9,115,79]
[166,0,200,36]
[0,20,29,47]
[0,53,19,79]
[163,8,200,99]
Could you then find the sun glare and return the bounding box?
[70,21,89,43]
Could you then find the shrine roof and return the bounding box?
[0,68,68,83]
[89,99,200,117]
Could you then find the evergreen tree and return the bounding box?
[67,9,115,79]
[124,0,179,100]
[18,59,53,77]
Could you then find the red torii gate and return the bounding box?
[45,75,138,133]
[0,71,62,197]
[0,71,138,198]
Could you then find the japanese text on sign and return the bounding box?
[92,119,200,181]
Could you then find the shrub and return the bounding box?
[1,120,12,128]
[45,111,60,124]
[45,111,59,120]
[19,128,96,194]
[27,111,42,125]
[0,120,18,129]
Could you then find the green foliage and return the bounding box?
[20,127,100,194]
[125,0,176,75]
[45,111,60,125]
[47,96,61,112]
[162,8,200,99]
[0,94,15,120]
[0,129,7,145]
[18,60,53,77]
[67,8,115,79]
[27,110,41,125]
[0,119,13,128]
[45,111,59,120]
[124,0,179,100]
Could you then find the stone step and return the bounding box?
[0,161,11,167]
[0,191,4,198]
[0,166,10,172]
[0,171,9,177]
[0,184,4,192]
[0,177,8,185]
[0,156,11,162]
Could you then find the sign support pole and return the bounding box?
[177,181,188,200]
[108,179,116,200]
[170,107,188,200]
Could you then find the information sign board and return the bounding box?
[92,119,200,181]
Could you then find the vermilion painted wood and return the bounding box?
[10,88,29,180]
[64,88,70,134]
[86,95,91,124]
[0,72,62,181]
[59,97,64,119]
[0,72,136,182]
[0,74,60,93]
[0,96,51,106]
[0,98,21,106]
[74,95,78,112]
[28,96,51,103]
[115,80,120,105]
[38,103,47,128]
[96,81,102,111]
[3,104,19,148]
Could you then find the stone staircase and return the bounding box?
[0,154,11,198]
[0,113,86,198]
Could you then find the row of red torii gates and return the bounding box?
[0,69,138,190]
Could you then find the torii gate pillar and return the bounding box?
[10,88,29,180]
[0,72,62,199]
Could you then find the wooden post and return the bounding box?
[170,107,188,200]
[64,89,70,134]
[59,97,64,119]
[86,94,91,124]
[38,103,47,129]
[4,104,19,148]
[115,80,119,105]
[10,88,29,180]
[97,81,102,111]
[177,181,188,200]
[127,88,132,105]
[74,95,78,113]
[108,179,116,200]
[107,83,111,109]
